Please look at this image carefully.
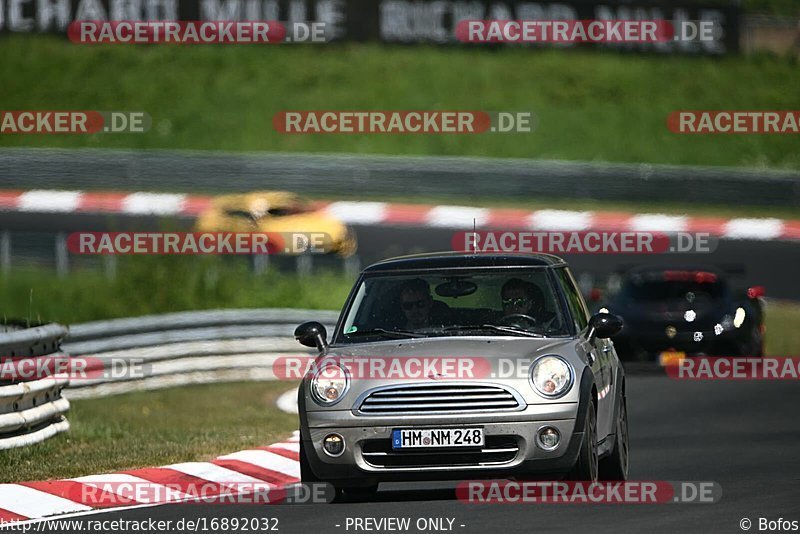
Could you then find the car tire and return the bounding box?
[301,441,378,503]
[599,395,629,481]
[299,439,320,484]
[334,485,379,503]
[751,326,765,357]
[567,400,598,481]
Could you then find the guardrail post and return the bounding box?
[253,254,269,274]
[104,255,118,280]
[344,255,360,277]
[55,232,69,277]
[296,254,312,276]
[0,231,10,274]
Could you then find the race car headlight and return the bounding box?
[530,356,574,399]
[310,361,350,406]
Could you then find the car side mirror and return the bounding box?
[747,286,765,299]
[587,313,623,340]
[294,321,328,351]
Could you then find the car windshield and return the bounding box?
[337,270,570,343]
[621,271,728,302]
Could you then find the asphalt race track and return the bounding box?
[39,373,800,534]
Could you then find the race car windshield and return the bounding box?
[622,279,728,302]
[338,270,570,342]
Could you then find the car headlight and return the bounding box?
[310,361,350,406]
[530,355,574,399]
[720,314,733,329]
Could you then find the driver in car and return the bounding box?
[399,278,450,330]
[500,278,556,328]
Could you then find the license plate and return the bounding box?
[392,428,484,449]
[659,351,686,367]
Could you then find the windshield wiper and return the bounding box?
[440,324,545,338]
[344,328,426,339]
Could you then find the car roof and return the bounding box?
[625,266,725,278]
[363,252,567,273]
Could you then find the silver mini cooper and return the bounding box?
[295,253,629,500]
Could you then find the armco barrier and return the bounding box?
[2,148,798,207]
[62,308,339,399]
[0,324,70,450]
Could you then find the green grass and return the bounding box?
[1,261,798,355]
[765,301,800,355]
[0,381,297,483]
[1,36,799,170]
[0,257,353,325]
[745,0,800,16]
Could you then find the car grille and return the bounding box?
[360,435,519,469]
[356,383,523,415]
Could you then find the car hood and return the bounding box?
[303,336,588,409]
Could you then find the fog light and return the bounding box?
[322,433,345,457]
[537,427,560,451]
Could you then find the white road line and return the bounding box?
[216,450,300,479]
[17,190,82,212]
[163,462,271,486]
[724,218,784,240]
[0,485,90,518]
[426,206,489,228]
[276,389,299,414]
[268,442,300,453]
[121,193,186,215]
[528,210,593,231]
[628,214,688,232]
[324,202,387,225]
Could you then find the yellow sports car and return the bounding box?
[194,191,356,257]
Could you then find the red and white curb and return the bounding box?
[1,189,799,241]
[0,431,300,523]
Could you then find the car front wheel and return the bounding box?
[299,439,320,483]
[567,400,598,481]
[599,395,629,480]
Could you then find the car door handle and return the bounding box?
[602,345,613,353]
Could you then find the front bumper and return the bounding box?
[615,326,747,358]
[302,404,581,484]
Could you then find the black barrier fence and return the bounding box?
[0,0,740,54]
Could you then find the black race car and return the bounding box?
[599,267,765,363]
